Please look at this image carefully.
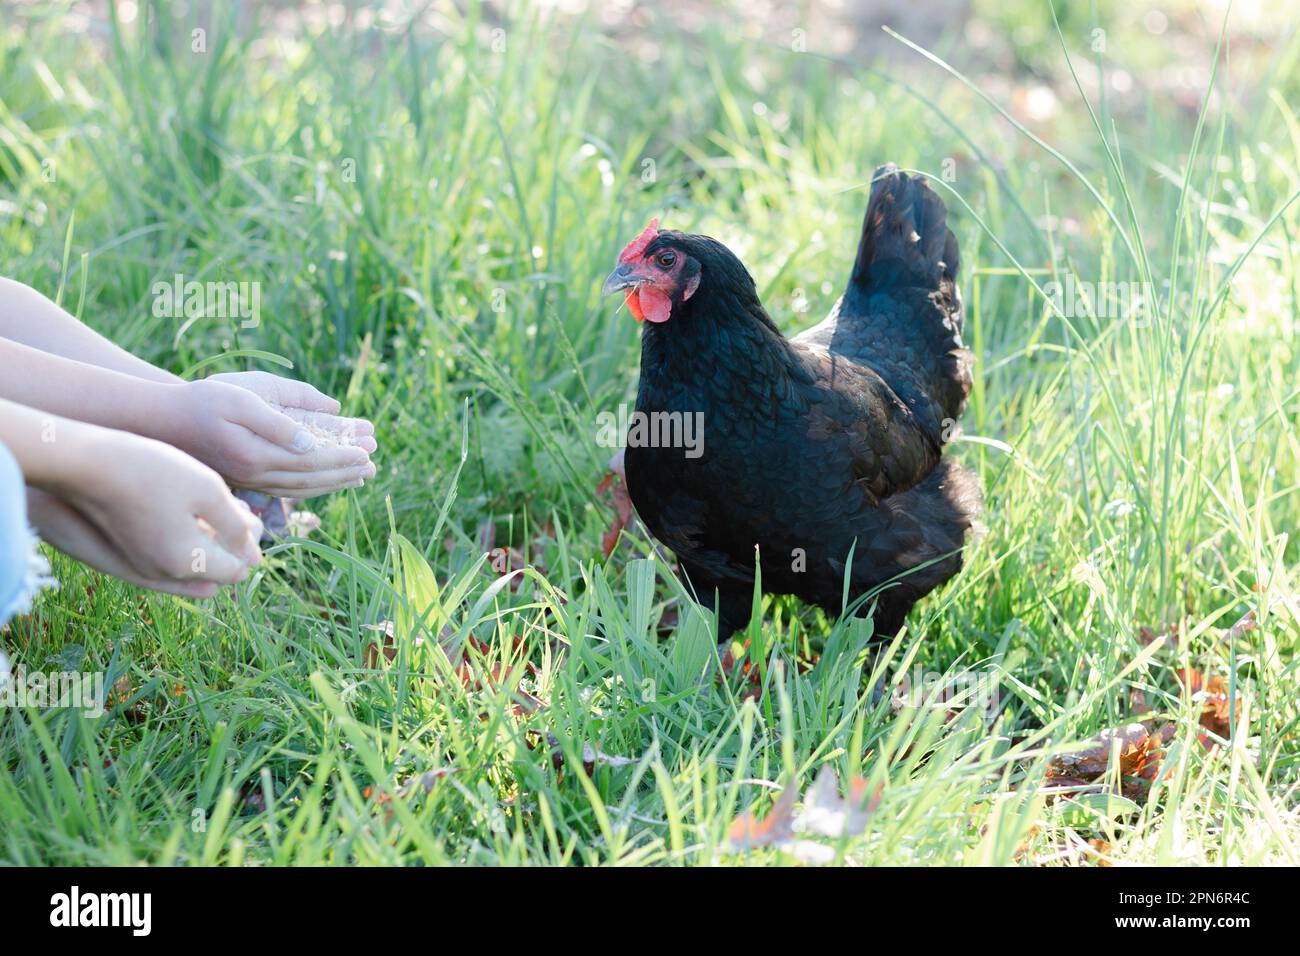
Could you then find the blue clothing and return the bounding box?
[0,440,52,626]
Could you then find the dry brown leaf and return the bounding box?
[727,783,799,851]
[445,521,552,592]
[656,602,680,636]
[1045,722,1166,799]
[719,639,762,701]
[107,675,149,724]
[798,767,882,839]
[1176,667,1237,746]
[362,767,457,821]
[362,617,548,718]
[362,620,397,667]
[596,449,634,559]
[725,770,880,862]
[1087,838,1113,866]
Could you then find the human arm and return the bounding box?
[0,278,378,496]
[0,337,376,497]
[0,397,262,596]
[0,276,179,383]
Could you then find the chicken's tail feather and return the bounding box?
[850,164,959,295]
[842,163,971,426]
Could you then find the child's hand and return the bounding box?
[165,378,377,498]
[205,371,342,417]
[206,372,377,452]
[37,429,264,596]
[26,486,254,599]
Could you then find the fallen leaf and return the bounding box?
[486,546,528,591]
[107,676,149,724]
[718,639,763,701]
[361,614,547,720]
[362,620,397,667]
[1176,667,1237,745]
[1046,722,1165,799]
[798,767,881,839]
[460,520,553,593]
[596,449,634,559]
[1011,824,1041,863]
[728,783,799,852]
[363,767,457,821]
[724,770,879,864]
[1087,838,1113,866]
[582,743,637,775]
[455,635,545,714]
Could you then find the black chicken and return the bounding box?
[602,165,981,641]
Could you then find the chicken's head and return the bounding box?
[602,218,701,324]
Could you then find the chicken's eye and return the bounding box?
[656,252,677,268]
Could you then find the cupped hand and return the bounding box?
[39,429,263,593]
[166,377,377,498]
[26,487,243,599]
[206,371,378,454]
[206,371,341,416]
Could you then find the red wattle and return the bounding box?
[624,289,645,322]
[637,286,672,324]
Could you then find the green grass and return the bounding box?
[1,0,1298,865]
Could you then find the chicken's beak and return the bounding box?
[602,263,643,297]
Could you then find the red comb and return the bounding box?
[618,218,660,263]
